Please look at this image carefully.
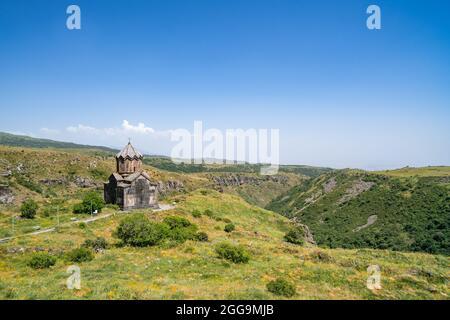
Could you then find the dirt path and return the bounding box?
[0,204,175,243]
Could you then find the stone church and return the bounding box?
[104,142,158,210]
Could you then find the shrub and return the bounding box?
[284,227,305,245]
[163,216,192,229]
[66,247,94,263]
[73,191,105,214]
[78,222,87,229]
[20,199,38,219]
[224,223,235,233]
[266,278,296,297]
[82,237,108,251]
[163,216,198,243]
[195,231,209,242]
[192,210,202,218]
[115,214,169,247]
[215,242,250,264]
[27,252,57,269]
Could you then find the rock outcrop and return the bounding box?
[337,179,375,205]
[210,174,288,187]
[0,185,14,204]
[73,176,98,188]
[156,180,185,195]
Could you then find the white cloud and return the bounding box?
[39,120,172,155]
[66,124,100,134]
[121,120,154,134]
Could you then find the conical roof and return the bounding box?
[116,142,143,160]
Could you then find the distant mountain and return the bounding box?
[143,157,333,177]
[0,131,118,153]
[0,131,333,177]
[267,168,450,255]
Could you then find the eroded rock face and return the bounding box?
[73,176,97,188]
[210,174,288,187]
[0,185,14,204]
[39,178,68,186]
[322,177,337,193]
[156,180,185,195]
[338,179,375,205]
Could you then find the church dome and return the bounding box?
[116,142,143,160]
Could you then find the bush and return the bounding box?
[27,252,57,269]
[115,214,169,247]
[266,278,296,297]
[163,216,192,229]
[78,222,87,229]
[195,231,209,242]
[115,214,200,247]
[163,216,198,243]
[215,242,250,264]
[192,210,202,218]
[284,227,305,245]
[66,247,94,263]
[73,191,105,214]
[224,223,235,233]
[20,199,38,219]
[82,237,108,251]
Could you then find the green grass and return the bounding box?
[374,166,450,178]
[0,190,448,300]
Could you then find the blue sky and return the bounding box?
[0,0,449,169]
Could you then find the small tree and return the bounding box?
[73,191,105,214]
[284,227,305,245]
[20,199,38,219]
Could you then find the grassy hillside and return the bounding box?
[0,141,448,300]
[375,166,450,178]
[0,132,117,154]
[0,190,448,299]
[0,145,212,219]
[267,168,450,255]
[0,131,332,178]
